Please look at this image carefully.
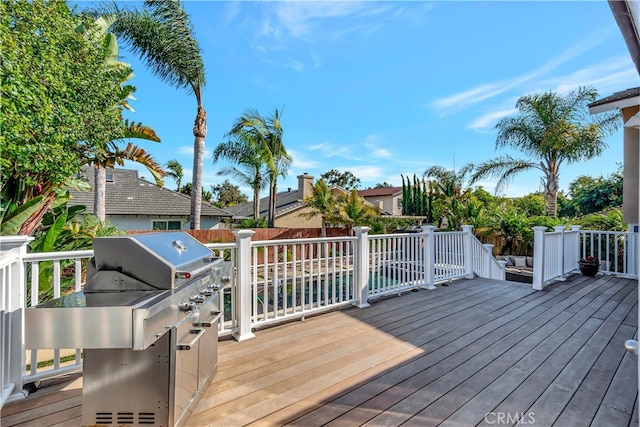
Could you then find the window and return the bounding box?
[396,197,402,208]
[106,173,114,182]
[152,220,182,230]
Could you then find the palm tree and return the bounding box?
[469,87,621,218]
[84,15,164,221]
[213,133,268,220]
[104,0,206,229]
[424,165,474,229]
[336,190,379,230]
[229,109,291,227]
[166,159,184,193]
[300,179,339,237]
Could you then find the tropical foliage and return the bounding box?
[1,0,125,235]
[227,109,291,227]
[320,169,361,191]
[214,127,268,220]
[470,87,621,218]
[211,180,249,208]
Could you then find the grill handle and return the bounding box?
[193,311,222,328]
[177,328,205,351]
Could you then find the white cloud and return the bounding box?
[308,142,356,159]
[468,107,517,132]
[288,149,319,169]
[345,165,384,181]
[430,31,611,116]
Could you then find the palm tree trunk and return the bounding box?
[268,180,277,228]
[543,168,560,218]
[253,186,260,220]
[190,106,206,230]
[95,166,106,221]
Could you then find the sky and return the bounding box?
[82,0,640,199]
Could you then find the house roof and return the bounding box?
[224,187,306,219]
[589,87,640,113]
[68,167,232,217]
[358,187,403,197]
[608,0,640,75]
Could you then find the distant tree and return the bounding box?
[214,128,267,220]
[229,108,291,227]
[373,182,394,189]
[512,193,545,217]
[320,169,361,191]
[336,190,378,229]
[180,182,212,202]
[470,87,621,218]
[211,180,248,208]
[424,165,474,230]
[300,179,339,237]
[166,159,184,193]
[568,166,623,215]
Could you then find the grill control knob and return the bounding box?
[190,294,206,303]
[221,276,231,284]
[207,284,220,291]
[201,288,213,297]
[179,301,196,312]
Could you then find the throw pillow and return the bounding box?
[514,256,527,267]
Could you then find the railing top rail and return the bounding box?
[205,243,236,250]
[0,249,21,269]
[252,236,358,246]
[24,250,94,262]
[580,230,636,236]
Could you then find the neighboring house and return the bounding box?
[67,167,232,231]
[588,1,640,229]
[226,174,375,228]
[358,187,403,216]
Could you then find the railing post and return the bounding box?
[461,225,474,279]
[1,236,33,407]
[553,225,566,279]
[628,224,637,277]
[532,226,547,291]
[570,225,582,274]
[483,244,494,278]
[421,226,436,289]
[232,230,256,342]
[353,226,371,308]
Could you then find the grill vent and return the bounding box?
[93,412,156,425]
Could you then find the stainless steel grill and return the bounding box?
[26,232,232,427]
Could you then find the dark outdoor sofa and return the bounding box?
[498,255,534,284]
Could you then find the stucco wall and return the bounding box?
[107,215,222,230]
[623,105,640,224]
[274,206,323,228]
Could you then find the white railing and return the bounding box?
[470,236,506,281]
[0,224,510,406]
[579,229,638,277]
[532,225,637,290]
[1,237,31,409]
[248,235,358,328]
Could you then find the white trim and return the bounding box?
[625,111,640,129]
[588,95,640,114]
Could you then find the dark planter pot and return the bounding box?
[579,262,599,277]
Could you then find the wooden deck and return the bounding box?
[2,274,638,426]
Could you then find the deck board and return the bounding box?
[1,274,637,427]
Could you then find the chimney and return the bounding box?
[298,173,314,199]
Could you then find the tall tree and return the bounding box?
[2,0,124,235]
[300,179,339,237]
[166,159,184,193]
[320,169,361,190]
[211,180,249,208]
[83,15,164,221]
[213,132,267,219]
[104,0,206,229]
[424,165,474,229]
[337,190,379,229]
[229,109,291,227]
[470,87,621,218]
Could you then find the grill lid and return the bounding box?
[91,232,216,290]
